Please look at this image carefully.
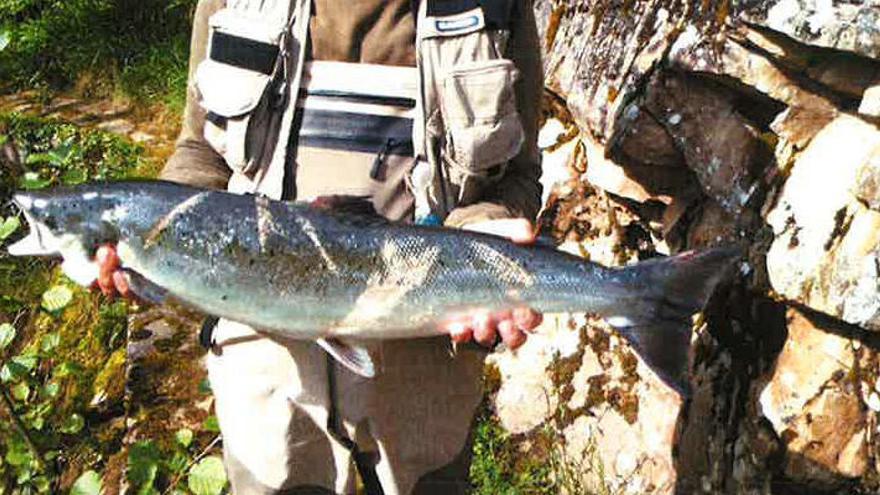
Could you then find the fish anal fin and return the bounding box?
[317,338,376,378]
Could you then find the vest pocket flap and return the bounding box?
[441,59,518,126]
[447,111,523,176]
[196,59,271,118]
[209,8,287,46]
[440,59,523,176]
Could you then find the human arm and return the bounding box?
[159,0,231,189]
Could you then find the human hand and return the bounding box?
[93,244,132,298]
[439,218,543,350]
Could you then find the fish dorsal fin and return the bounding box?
[309,195,388,227]
[316,338,376,378]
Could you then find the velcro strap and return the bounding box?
[210,31,279,75]
[426,0,513,29]
[427,0,479,16]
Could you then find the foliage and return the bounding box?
[187,457,227,495]
[469,412,554,495]
[0,112,226,494]
[70,470,102,495]
[0,0,195,106]
[1,112,149,189]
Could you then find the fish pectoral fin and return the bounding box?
[121,269,168,304]
[316,338,376,378]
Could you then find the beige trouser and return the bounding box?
[206,319,486,494]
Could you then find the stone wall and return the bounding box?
[489,1,880,493]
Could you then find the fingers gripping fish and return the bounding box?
[7,181,741,393]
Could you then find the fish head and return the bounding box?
[7,187,125,285]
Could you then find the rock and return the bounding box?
[129,131,155,143]
[766,114,880,331]
[583,136,672,204]
[759,308,868,484]
[860,84,880,117]
[96,118,135,135]
[525,3,880,493]
[736,0,880,60]
[615,70,776,214]
[536,0,727,141]
[488,315,566,434]
[490,315,681,494]
[538,124,580,206]
[124,312,211,456]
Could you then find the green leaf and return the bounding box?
[25,152,55,166]
[166,451,188,475]
[0,323,16,349]
[20,172,51,190]
[54,361,83,378]
[41,285,73,312]
[11,382,29,401]
[197,378,212,395]
[1,357,34,382]
[0,31,9,52]
[42,381,59,398]
[0,364,12,382]
[201,415,220,433]
[0,216,20,242]
[6,354,38,380]
[128,441,161,494]
[32,475,50,493]
[187,456,227,495]
[40,333,60,353]
[71,470,103,495]
[5,437,33,467]
[175,428,193,448]
[61,167,88,185]
[29,414,44,430]
[16,466,33,484]
[60,413,85,434]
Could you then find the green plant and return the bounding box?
[0,112,147,493]
[469,411,554,495]
[1,112,150,193]
[0,0,197,98]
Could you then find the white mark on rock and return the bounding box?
[607,315,634,328]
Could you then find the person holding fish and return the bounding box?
[96,0,545,493]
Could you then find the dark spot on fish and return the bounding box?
[221,295,228,301]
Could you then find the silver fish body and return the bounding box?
[8,181,740,391]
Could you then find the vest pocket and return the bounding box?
[197,61,275,175]
[196,8,285,175]
[439,59,524,202]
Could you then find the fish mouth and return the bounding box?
[6,193,58,257]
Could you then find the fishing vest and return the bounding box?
[195,0,525,223]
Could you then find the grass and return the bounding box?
[0,0,195,109]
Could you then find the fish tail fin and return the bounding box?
[604,246,743,395]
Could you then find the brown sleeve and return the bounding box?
[444,0,543,228]
[159,0,231,190]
